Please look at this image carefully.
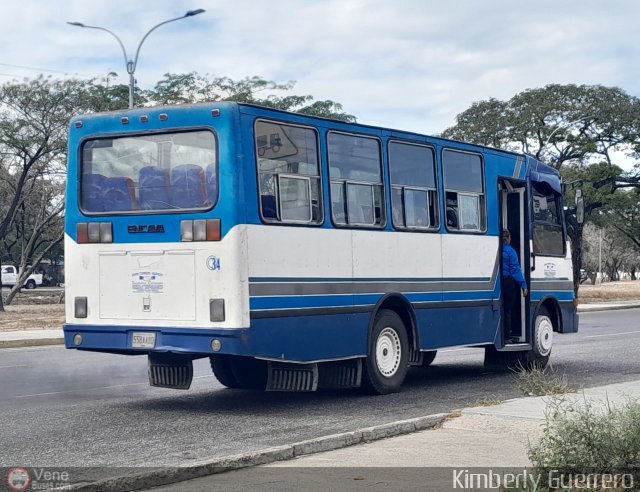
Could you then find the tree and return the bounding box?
[0,76,96,309]
[443,84,640,171]
[0,73,356,309]
[145,73,356,122]
[442,84,640,292]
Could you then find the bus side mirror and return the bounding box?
[575,189,585,224]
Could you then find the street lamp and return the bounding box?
[67,9,205,109]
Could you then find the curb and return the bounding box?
[0,337,64,349]
[67,413,448,492]
[577,303,640,312]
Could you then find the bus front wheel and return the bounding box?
[524,307,553,369]
[362,309,409,395]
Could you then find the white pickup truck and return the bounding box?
[1,265,43,289]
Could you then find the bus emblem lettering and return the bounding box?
[128,225,165,233]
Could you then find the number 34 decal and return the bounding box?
[207,256,221,271]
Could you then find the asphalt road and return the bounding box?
[0,309,639,476]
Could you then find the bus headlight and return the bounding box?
[73,334,83,346]
[210,339,222,352]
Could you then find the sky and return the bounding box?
[1,0,639,167]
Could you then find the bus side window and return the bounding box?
[388,141,437,231]
[327,132,384,228]
[255,121,322,225]
[442,150,485,233]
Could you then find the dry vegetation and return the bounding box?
[577,279,640,303]
[0,281,639,332]
[0,289,64,331]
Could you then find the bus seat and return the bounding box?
[103,176,137,212]
[446,207,458,228]
[81,173,107,212]
[171,164,207,209]
[139,166,171,210]
[261,194,278,220]
[205,164,217,205]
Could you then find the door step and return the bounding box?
[499,343,531,352]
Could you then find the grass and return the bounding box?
[527,396,640,489]
[472,396,502,407]
[513,363,574,396]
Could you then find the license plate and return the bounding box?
[132,332,156,348]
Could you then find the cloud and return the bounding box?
[0,0,638,170]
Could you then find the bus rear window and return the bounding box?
[80,130,217,214]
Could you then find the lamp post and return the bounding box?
[68,9,205,109]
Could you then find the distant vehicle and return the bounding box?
[1,265,43,289]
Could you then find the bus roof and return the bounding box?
[71,101,561,186]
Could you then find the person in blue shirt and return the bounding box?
[502,229,528,340]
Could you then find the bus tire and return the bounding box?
[362,309,409,395]
[526,306,553,369]
[209,355,241,389]
[230,356,268,390]
[421,350,437,367]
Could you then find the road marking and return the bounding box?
[584,330,640,339]
[14,382,149,398]
[0,364,27,369]
[13,374,214,398]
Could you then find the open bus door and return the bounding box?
[500,179,529,346]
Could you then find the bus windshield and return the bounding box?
[80,130,217,214]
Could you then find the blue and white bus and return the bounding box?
[63,102,580,394]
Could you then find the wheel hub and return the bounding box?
[536,317,554,356]
[376,327,401,377]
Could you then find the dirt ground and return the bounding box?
[1,281,639,332]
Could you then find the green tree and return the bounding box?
[145,73,356,122]
[0,73,355,309]
[443,84,640,171]
[443,84,640,292]
[0,76,96,309]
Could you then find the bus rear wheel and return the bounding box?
[209,355,241,388]
[362,309,409,395]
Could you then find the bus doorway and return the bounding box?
[500,180,529,344]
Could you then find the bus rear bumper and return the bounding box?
[64,315,368,362]
[64,324,255,357]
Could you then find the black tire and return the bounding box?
[524,306,553,369]
[421,350,437,367]
[209,355,241,388]
[230,356,268,390]
[362,309,409,395]
[25,280,36,290]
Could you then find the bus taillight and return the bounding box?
[76,222,113,244]
[180,219,220,242]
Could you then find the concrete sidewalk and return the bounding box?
[269,379,640,469]
[136,379,640,492]
[1,301,639,349]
